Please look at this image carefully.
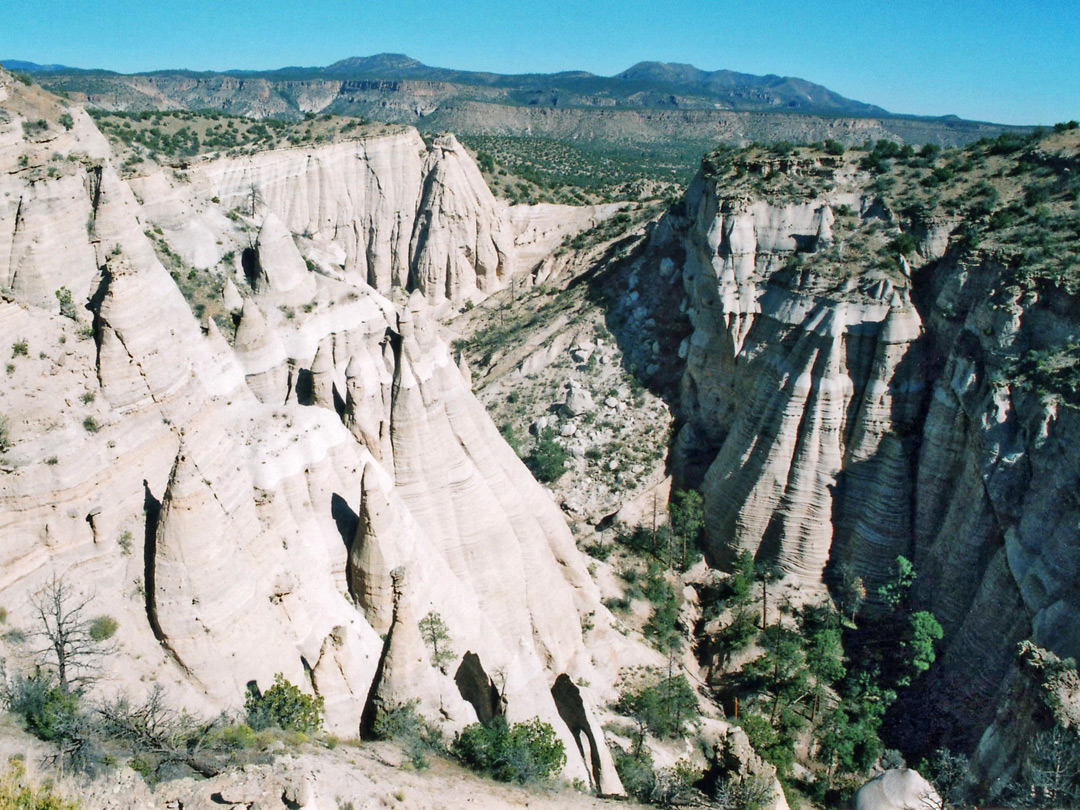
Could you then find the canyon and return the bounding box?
[0,62,1078,809]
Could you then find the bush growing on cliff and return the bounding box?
[2,670,82,743]
[244,674,323,733]
[55,287,77,320]
[452,717,565,783]
[616,670,698,749]
[418,611,454,672]
[372,701,445,769]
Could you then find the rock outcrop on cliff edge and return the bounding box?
[0,68,629,792]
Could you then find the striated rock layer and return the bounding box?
[673,177,924,590]
[188,131,515,306]
[0,68,627,792]
[664,150,1080,755]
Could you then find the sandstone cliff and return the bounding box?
[0,68,629,792]
[660,137,1080,755]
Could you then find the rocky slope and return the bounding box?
[0,67,660,792]
[447,205,680,531]
[652,133,1080,759]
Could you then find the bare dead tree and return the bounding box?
[96,685,223,777]
[29,575,115,693]
[247,183,263,218]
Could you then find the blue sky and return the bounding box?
[2,0,1077,125]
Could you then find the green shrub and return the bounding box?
[524,427,568,483]
[244,674,324,733]
[616,671,698,744]
[55,287,77,320]
[216,722,258,751]
[452,717,566,783]
[584,540,613,561]
[0,415,10,452]
[2,671,82,743]
[738,711,797,776]
[88,616,118,641]
[11,340,28,358]
[612,745,656,800]
[498,423,522,456]
[889,232,919,256]
[417,612,454,672]
[373,701,444,768]
[82,417,100,433]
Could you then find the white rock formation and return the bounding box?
[409,134,514,304]
[854,769,940,810]
[0,69,626,790]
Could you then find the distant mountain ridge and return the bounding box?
[2,54,1026,155]
[2,53,890,116]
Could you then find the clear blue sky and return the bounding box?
[2,0,1077,125]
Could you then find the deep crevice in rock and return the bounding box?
[142,479,164,642]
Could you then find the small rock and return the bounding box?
[608,459,619,471]
[560,423,577,437]
[571,446,585,458]
[604,397,619,408]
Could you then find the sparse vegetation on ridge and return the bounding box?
[695,125,1080,409]
[0,759,80,810]
[459,135,692,204]
[88,109,400,172]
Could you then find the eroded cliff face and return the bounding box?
[674,174,924,591]
[183,130,518,306]
[667,144,1080,749]
[0,69,630,792]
